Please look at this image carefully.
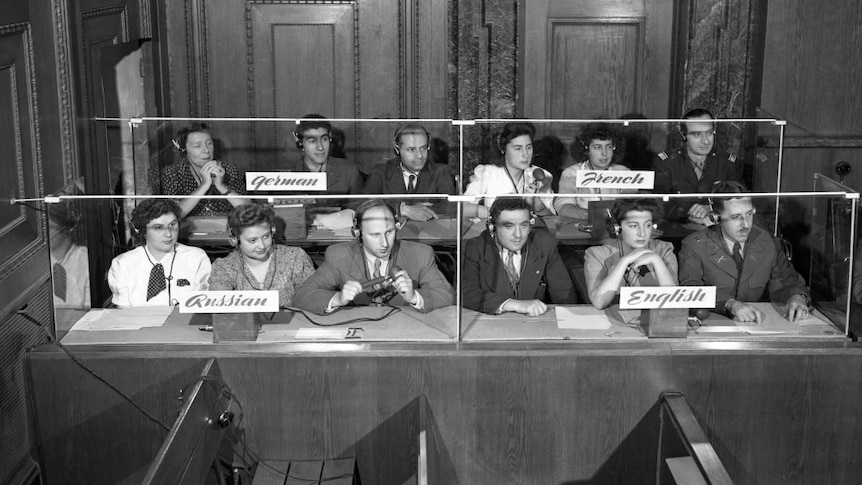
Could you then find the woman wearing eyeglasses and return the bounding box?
[108,199,211,307]
[208,204,315,308]
[554,122,634,219]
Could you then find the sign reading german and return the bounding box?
[179,291,280,313]
[620,286,716,310]
[246,172,327,192]
[574,170,655,190]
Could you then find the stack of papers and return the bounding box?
[70,307,174,331]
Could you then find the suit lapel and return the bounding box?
[739,228,768,282]
[388,163,407,194]
[518,243,543,299]
[482,236,515,299]
[349,243,369,280]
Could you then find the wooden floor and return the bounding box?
[26,340,862,484]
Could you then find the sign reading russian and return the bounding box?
[179,290,279,313]
[246,172,327,192]
[574,170,654,190]
[620,286,716,310]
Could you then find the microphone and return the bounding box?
[532,167,547,183]
[360,265,403,291]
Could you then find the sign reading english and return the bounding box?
[179,290,279,313]
[246,172,327,192]
[574,170,655,190]
[620,286,716,310]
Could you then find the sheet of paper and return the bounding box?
[294,327,347,339]
[70,307,173,331]
[312,209,355,229]
[555,306,611,330]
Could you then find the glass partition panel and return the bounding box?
[459,192,853,341]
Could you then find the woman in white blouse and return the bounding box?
[463,122,555,219]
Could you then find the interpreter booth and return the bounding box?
[25,117,862,484]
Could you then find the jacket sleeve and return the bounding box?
[293,245,349,314]
[767,237,810,304]
[539,233,576,304]
[361,164,386,195]
[461,238,508,314]
[409,243,455,312]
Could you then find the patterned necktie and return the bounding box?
[53,262,67,301]
[504,250,520,290]
[732,243,744,271]
[147,263,167,301]
[371,258,383,291]
[407,174,416,193]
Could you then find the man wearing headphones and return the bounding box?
[293,199,454,314]
[653,108,742,224]
[462,197,575,316]
[554,122,633,219]
[362,124,455,221]
[584,199,678,309]
[679,182,811,322]
[281,113,363,205]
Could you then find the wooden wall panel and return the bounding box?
[549,21,641,119]
[29,345,862,484]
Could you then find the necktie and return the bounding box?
[407,174,416,193]
[53,262,67,301]
[504,250,520,290]
[147,263,167,301]
[732,243,744,271]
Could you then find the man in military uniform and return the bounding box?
[653,108,741,224]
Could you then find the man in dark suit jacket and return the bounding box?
[653,108,742,223]
[280,114,363,206]
[462,197,575,316]
[293,199,454,314]
[362,124,455,221]
[679,182,811,322]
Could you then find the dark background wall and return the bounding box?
[1,0,861,483]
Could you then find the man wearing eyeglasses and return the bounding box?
[463,197,575,315]
[361,124,455,221]
[282,113,363,206]
[653,108,742,224]
[679,182,810,322]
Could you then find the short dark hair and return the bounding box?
[228,203,275,237]
[489,197,532,224]
[130,199,181,244]
[495,122,536,162]
[354,199,397,227]
[679,108,715,135]
[575,122,618,154]
[710,181,750,213]
[295,113,332,137]
[611,198,663,224]
[176,123,212,152]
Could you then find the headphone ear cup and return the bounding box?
[394,144,400,156]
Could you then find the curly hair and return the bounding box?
[574,122,618,156]
[610,198,663,224]
[228,203,275,237]
[130,199,181,244]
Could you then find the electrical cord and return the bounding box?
[285,304,400,326]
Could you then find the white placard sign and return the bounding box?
[179,291,280,313]
[246,172,327,192]
[619,286,716,310]
[574,170,655,190]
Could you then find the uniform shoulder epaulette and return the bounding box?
[657,151,668,160]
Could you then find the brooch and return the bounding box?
[176,278,190,287]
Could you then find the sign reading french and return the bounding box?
[179,291,280,313]
[246,172,327,192]
[620,286,716,310]
[574,170,654,190]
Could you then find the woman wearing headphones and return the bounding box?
[584,199,678,309]
[209,204,315,308]
[463,122,556,218]
[554,122,633,219]
[159,123,250,217]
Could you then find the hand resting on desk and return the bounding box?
[502,299,548,317]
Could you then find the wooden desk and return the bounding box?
[461,303,845,342]
[58,305,459,346]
